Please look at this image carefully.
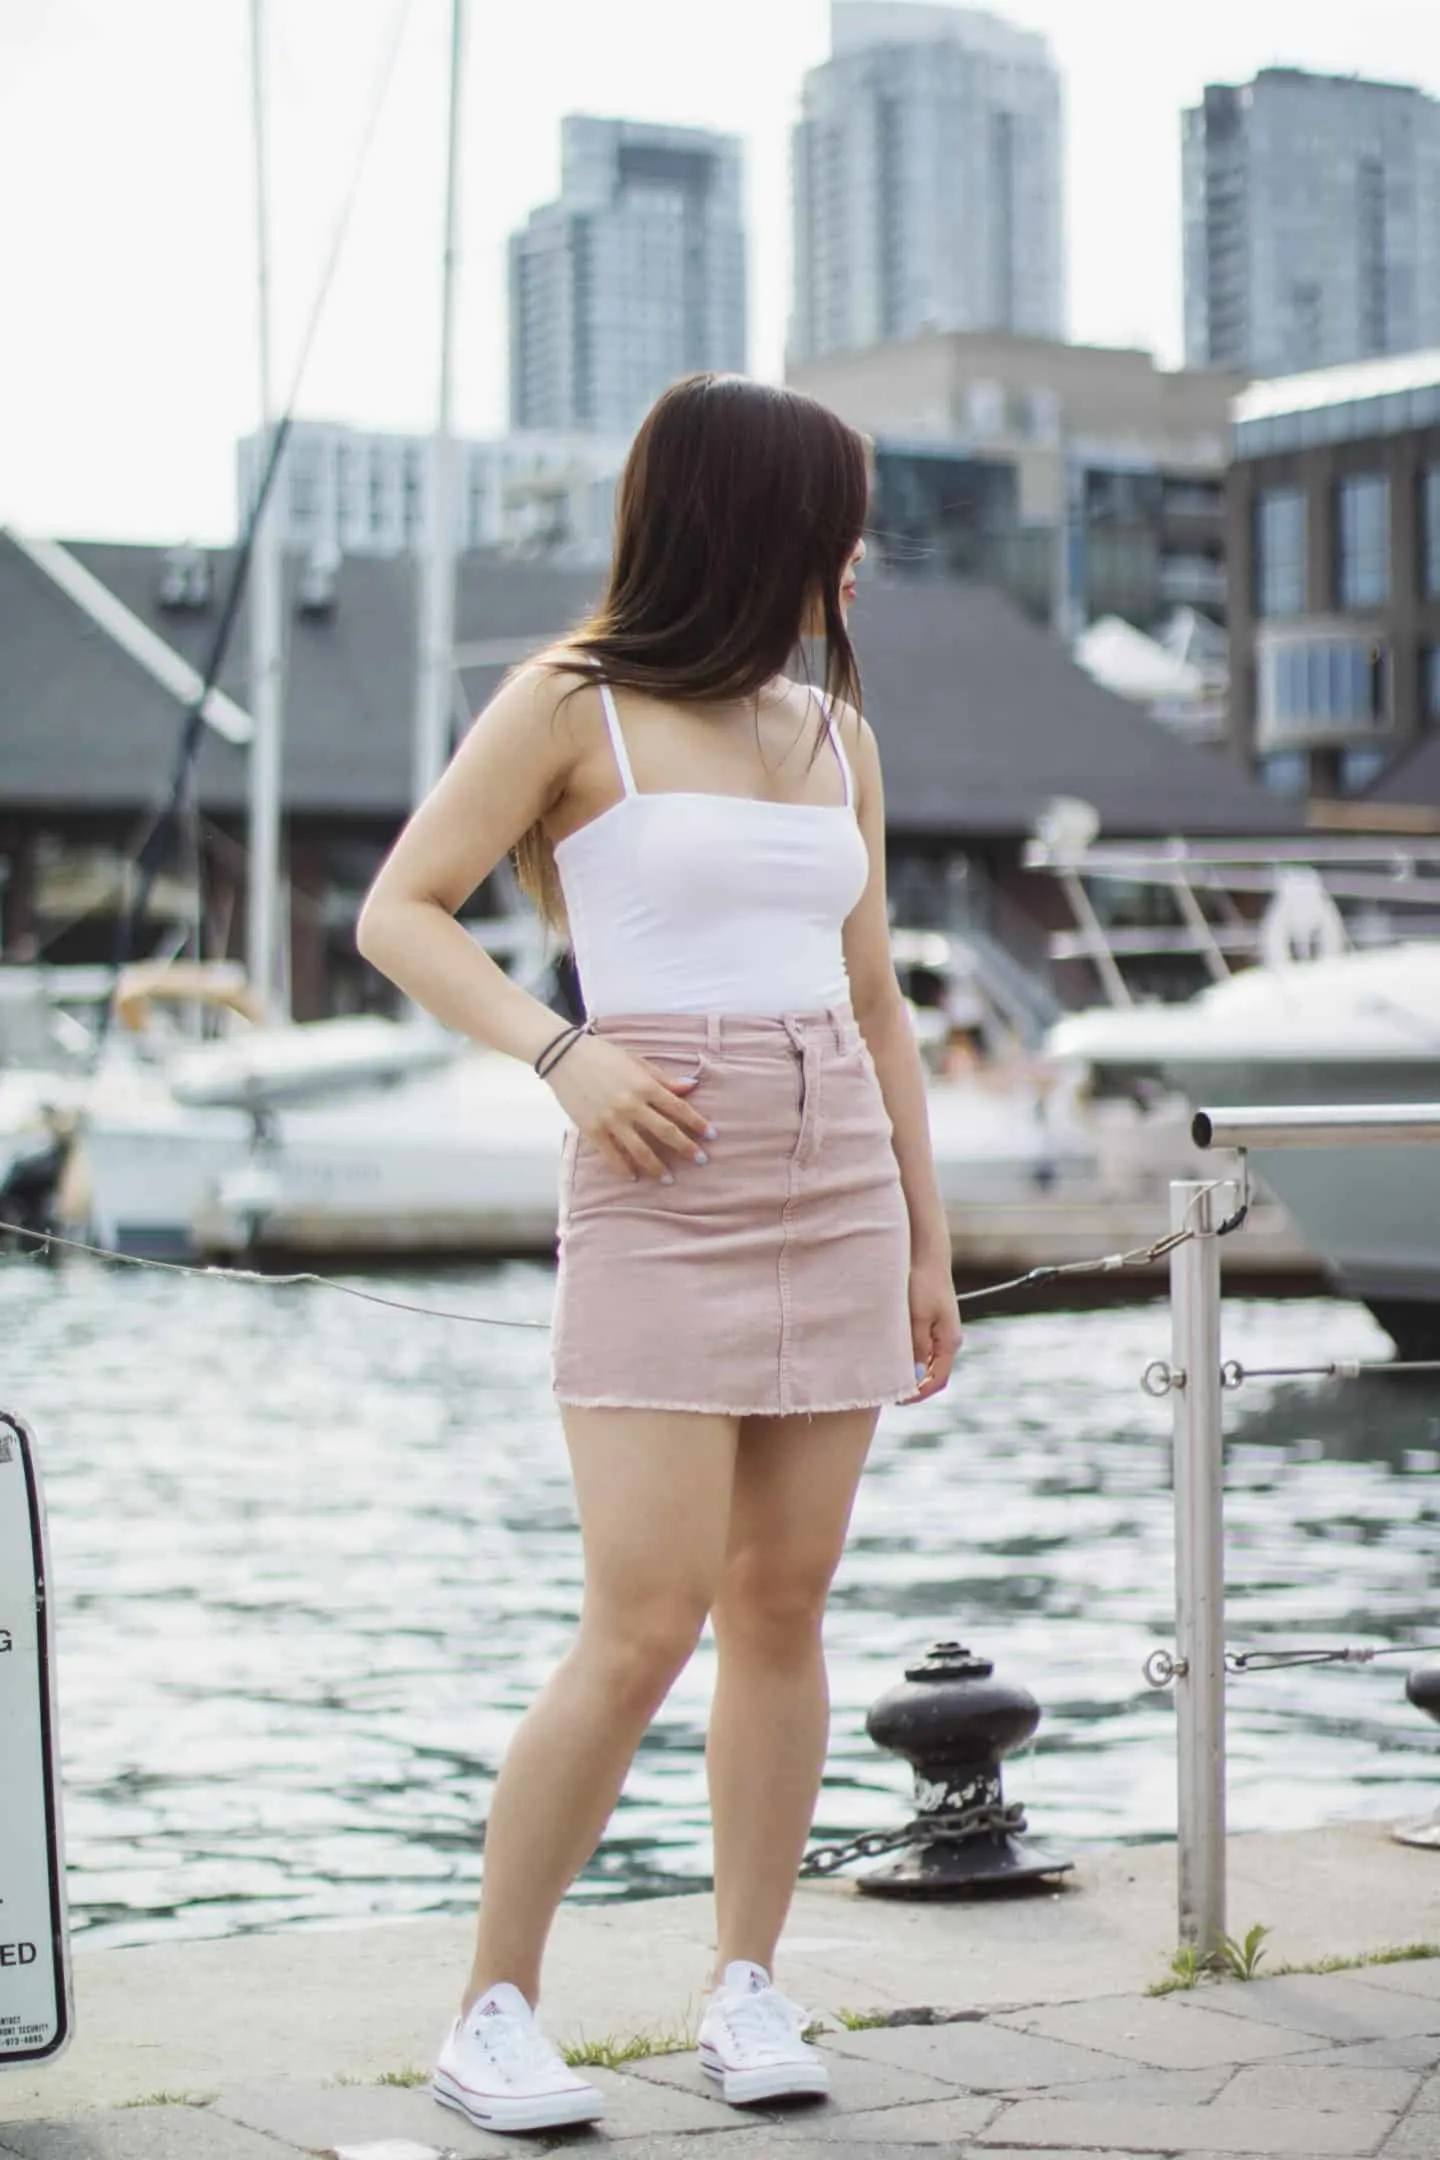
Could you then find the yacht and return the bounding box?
[1047,941,1440,1356]
[80,989,1099,1262]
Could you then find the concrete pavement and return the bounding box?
[2,1825,1439,2157]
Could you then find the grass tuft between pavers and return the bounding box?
[118,2089,219,2108]
[561,2019,697,2070]
[1149,1935,1440,1996]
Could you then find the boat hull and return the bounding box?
[1158,1053,1440,1351]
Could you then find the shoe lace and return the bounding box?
[468,2011,562,2081]
[721,1986,810,2050]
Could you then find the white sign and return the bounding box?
[0,1413,71,2066]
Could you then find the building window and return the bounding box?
[1425,647,1440,724]
[1338,746,1388,794]
[1424,468,1440,598]
[1255,488,1306,616]
[1257,637,1390,744]
[1257,751,1309,796]
[1335,474,1390,608]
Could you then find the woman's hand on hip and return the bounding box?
[906,1257,962,1401]
[543,1035,714,1180]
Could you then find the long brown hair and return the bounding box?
[514,373,870,924]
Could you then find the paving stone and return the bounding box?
[1411,2068,1440,2109]
[762,2092,996,2143]
[213,2065,754,2150]
[820,2018,1133,2091]
[975,2097,1397,2154]
[211,2079,512,2156]
[588,2065,767,2137]
[1351,1958,1440,2002]
[1017,2067,1233,2106]
[593,2143,923,2160]
[957,2152,1170,2160]
[1179,1973,1440,2043]
[0,2108,298,2160]
[1223,2058,1421,2114]
[628,2039,955,2116]
[1380,2119,1440,2157]
[997,1994,1315,2069]
[1280,2037,1440,2074]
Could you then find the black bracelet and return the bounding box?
[534,1020,593,1081]
[533,1020,580,1074]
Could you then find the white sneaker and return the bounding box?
[432,1981,604,2135]
[697,1959,829,2106]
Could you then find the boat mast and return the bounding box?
[412,0,468,811]
[246,0,288,1021]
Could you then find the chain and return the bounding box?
[799,1801,1027,1876]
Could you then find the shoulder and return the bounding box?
[818,692,878,776]
[820,692,867,752]
[469,650,605,749]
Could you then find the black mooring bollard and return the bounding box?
[1393,1664,1440,1850]
[856,1639,1074,1898]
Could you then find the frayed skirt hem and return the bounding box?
[551,1389,913,1417]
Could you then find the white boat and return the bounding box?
[80,1005,1099,1261]
[1046,941,1440,1355]
[80,1012,459,1256]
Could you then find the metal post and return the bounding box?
[1169,1180,1226,1953]
[412,0,467,813]
[246,0,288,1022]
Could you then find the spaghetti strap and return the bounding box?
[597,681,638,798]
[822,695,855,810]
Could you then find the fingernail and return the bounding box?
[661,1172,675,1186]
[704,1124,718,1140]
[914,1362,927,1381]
[694,1150,709,1165]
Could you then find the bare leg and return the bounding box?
[462,1407,738,2013]
[705,1408,877,1985]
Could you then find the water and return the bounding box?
[3,1256,1438,1952]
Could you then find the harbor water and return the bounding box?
[2,1254,1437,1953]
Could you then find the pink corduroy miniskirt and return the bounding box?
[551,1006,915,1417]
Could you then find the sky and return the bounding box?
[2,0,1439,544]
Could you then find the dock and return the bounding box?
[2,1825,1437,2155]
[216,1191,1325,1301]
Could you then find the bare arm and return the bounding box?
[841,712,962,1395]
[356,668,711,1177]
[357,666,587,1061]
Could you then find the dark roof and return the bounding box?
[1363,730,1440,809]
[826,579,1298,836]
[0,536,1295,839]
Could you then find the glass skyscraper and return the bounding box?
[1183,68,1440,378]
[790,2,1064,366]
[510,117,748,438]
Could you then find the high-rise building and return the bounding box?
[235,421,627,566]
[509,117,748,438]
[1183,68,1440,378]
[790,2,1064,366]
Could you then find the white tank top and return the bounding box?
[553,683,869,1018]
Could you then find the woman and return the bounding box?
[356,373,961,2137]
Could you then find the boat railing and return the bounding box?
[1021,833,1440,1008]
